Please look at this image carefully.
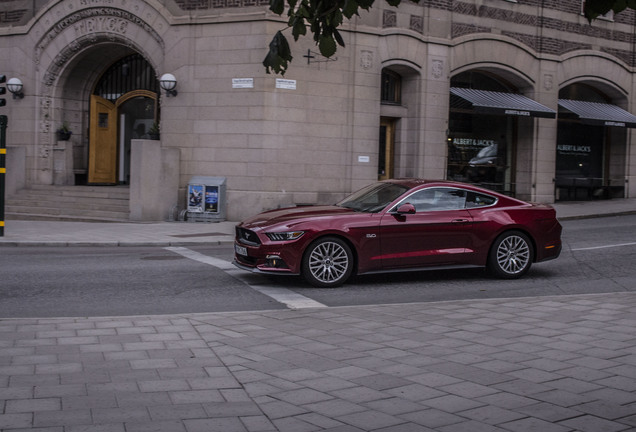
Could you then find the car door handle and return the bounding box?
[451,218,470,224]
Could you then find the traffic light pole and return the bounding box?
[0,115,6,236]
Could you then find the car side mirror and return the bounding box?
[396,203,416,215]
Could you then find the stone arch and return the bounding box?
[558,51,632,105]
[451,35,541,93]
[31,3,167,182]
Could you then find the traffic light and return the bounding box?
[0,75,5,107]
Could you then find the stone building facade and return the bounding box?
[1,0,635,221]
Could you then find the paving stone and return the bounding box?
[147,403,207,421]
[350,374,413,391]
[126,420,187,432]
[558,414,632,432]
[0,413,35,429]
[421,394,486,413]
[169,389,224,404]
[516,401,582,422]
[336,409,405,430]
[67,424,126,432]
[271,416,323,432]
[573,400,636,420]
[33,409,92,428]
[437,419,511,432]
[302,399,366,417]
[239,415,277,432]
[92,407,151,423]
[364,397,425,415]
[458,404,527,425]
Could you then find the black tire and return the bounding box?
[488,231,533,279]
[302,237,353,288]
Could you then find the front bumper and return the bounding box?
[234,240,302,275]
[233,259,299,275]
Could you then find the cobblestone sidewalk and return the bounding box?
[2,293,636,431]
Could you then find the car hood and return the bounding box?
[239,205,358,229]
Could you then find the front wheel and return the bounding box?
[302,237,353,288]
[488,231,533,279]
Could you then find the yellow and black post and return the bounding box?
[0,115,6,236]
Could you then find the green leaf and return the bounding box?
[292,17,307,40]
[318,34,337,57]
[263,31,293,75]
[270,0,285,15]
[342,0,359,18]
[356,0,375,10]
[333,28,345,47]
[385,0,400,6]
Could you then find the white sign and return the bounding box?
[232,78,254,89]
[276,79,297,90]
[358,155,370,163]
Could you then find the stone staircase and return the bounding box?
[5,185,131,222]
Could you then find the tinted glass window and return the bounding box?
[466,191,497,208]
[338,182,409,213]
[399,188,466,212]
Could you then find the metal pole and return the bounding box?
[0,115,7,237]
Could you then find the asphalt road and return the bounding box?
[1,215,635,318]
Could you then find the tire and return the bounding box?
[302,237,354,288]
[488,231,533,279]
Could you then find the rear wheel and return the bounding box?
[302,237,353,288]
[489,231,533,279]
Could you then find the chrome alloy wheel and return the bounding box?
[496,234,531,275]
[308,240,351,284]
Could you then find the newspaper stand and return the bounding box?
[186,176,227,222]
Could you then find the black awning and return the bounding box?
[450,88,557,118]
[558,99,636,128]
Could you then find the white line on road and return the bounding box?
[572,242,636,251]
[165,247,327,309]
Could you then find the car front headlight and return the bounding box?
[265,231,305,241]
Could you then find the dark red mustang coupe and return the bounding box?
[234,179,562,287]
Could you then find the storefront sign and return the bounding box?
[504,109,530,116]
[557,145,592,154]
[452,138,496,148]
[605,121,626,127]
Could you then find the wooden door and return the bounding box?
[88,95,118,184]
[379,118,395,180]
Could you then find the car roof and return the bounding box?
[383,178,462,189]
[383,178,526,202]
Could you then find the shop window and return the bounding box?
[381,70,402,105]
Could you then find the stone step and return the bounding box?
[5,185,131,222]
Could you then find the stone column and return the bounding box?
[129,139,180,221]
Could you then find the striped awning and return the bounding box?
[558,99,636,128]
[450,88,557,118]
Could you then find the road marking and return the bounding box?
[165,247,327,309]
[165,246,235,270]
[572,241,636,251]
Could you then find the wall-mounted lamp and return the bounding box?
[7,77,23,99]
[159,73,177,97]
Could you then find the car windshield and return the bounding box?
[337,182,409,213]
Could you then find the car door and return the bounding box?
[378,187,474,269]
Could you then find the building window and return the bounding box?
[381,70,402,105]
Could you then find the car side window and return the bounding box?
[466,191,497,208]
[401,188,467,212]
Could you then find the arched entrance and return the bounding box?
[555,82,635,200]
[447,70,555,197]
[88,54,159,185]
